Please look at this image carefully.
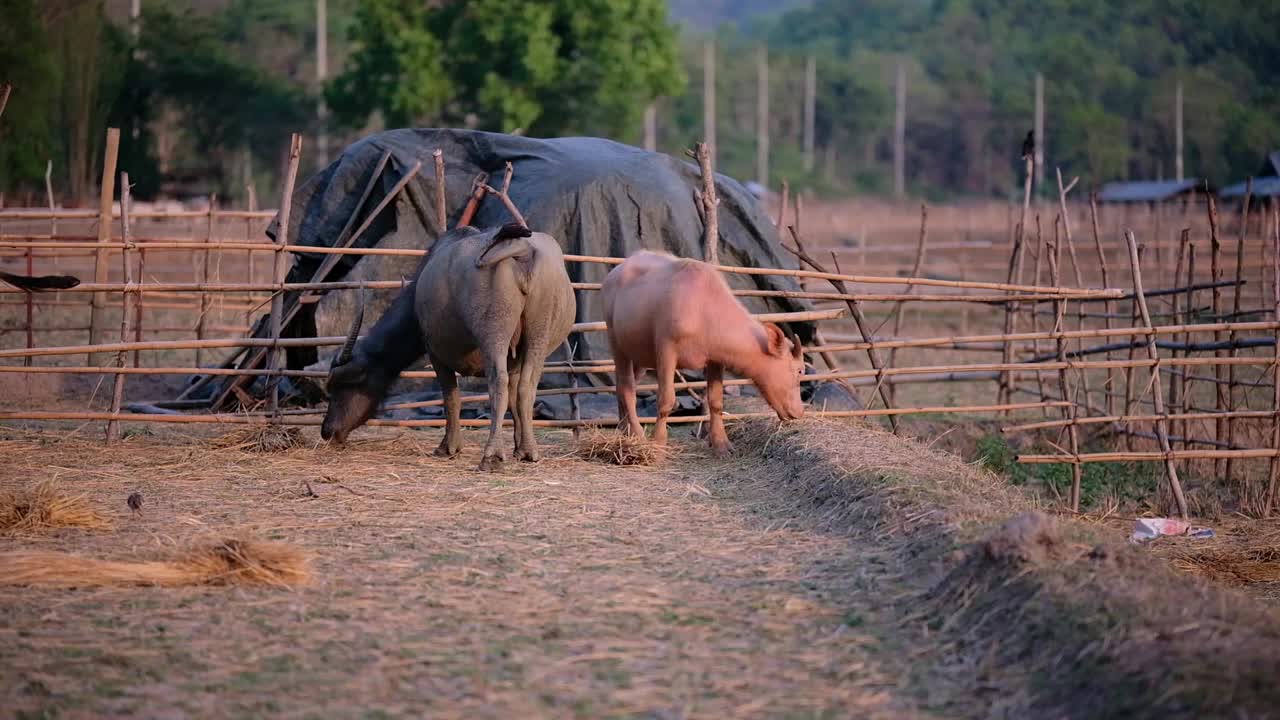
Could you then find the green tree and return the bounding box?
[328,0,685,137]
[0,0,59,193]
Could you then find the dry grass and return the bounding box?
[0,536,309,588]
[0,479,111,534]
[0,423,909,719]
[725,417,1022,543]
[1174,546,1280,585]
[208,425,307,452]
[572,427,670,466]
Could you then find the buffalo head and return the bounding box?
[320,297,384,444]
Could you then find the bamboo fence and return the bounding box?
[2,133,1278,518]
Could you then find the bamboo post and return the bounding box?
[887,203,927,407]
[1048,230,1083,510]
[268,134,303,415]
[196,195,216,367]
[1182,242,1197,447]
[89,128,121,365]
[567,341,581,439]
[1089,193,1116,416]
[22,206,32,366]
[0,83,10,119]
[1226,180,1252,484]
[999,229,1026,409]
[695,142,719,264]
[133,231,146,367]
[246,184,257,290]
[1125,230,1189,519]
[1266,203,1280,516]
[433,149,447,231]
[1029,217,1049,412]
[1055,170,1090,409]
[107,173,136,443]
[1208,194,1228,477]
[1171,230,1190,451]
[1123,243,1142,449]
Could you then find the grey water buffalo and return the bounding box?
[321,223,576,471]
[602,250,805,456]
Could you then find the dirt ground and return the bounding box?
[2,423,916,719]
[4,415,1280,719]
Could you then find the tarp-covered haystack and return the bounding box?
[188,129,814,411]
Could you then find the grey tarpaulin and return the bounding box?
[209,129,814,404]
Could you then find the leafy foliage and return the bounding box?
[976,433,1159,510]
[328,0,685,137]
[736,0,1280,195]
[0,0,59,190]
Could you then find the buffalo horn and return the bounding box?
[335,292,365,367]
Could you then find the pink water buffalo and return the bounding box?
[601,250,805,455]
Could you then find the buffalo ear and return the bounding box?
[763,323,788,357]
[329,361,367,386]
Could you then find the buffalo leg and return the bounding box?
[433,362,462,458]
[478,348,511,471]
[614,354,642,437]
[705,362,732,456]
[508,356,524,458]
[651,344,678,445]
[514,342,547,462]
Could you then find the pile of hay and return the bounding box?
[1175,547,1280,585]
[209,425,306,453]
[0,480,111,534]
[0,537,310,588]
[574,428,667,466]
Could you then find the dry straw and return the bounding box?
[1174,547,1280,585]
[0,480,111,534]
[573,427,669,466]
[208,425,307,452]
[0,537,310,588]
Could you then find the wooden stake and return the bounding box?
[1123,242,1142,448]
[695,142,720,264]
[268,134,303,415]
[1000,228,1026,409]
[196,195,216,367]
[432,149,447,232]
[1125,230,1189,518]
[1171,230,1190,451]
[1267,203,1280,516]
[1208,193,1228,478]
[1030,218,1049,411]
[1055,170,1090,408]
[1048,228,1083,510]
[1226,179,1252,485]
[888,203,927,407]
[88,127,120,364]
[107,173,136,443]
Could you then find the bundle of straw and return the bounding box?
[0,537,310,588]
[208,425,306,453]
[574,428,667,466]
[0,480,111,534]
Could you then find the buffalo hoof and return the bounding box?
[710,441,735,459]
[516,447,540,463]
[477,454,504,472]
[433,443,460,458]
